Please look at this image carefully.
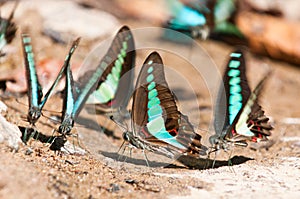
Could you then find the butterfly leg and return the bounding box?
[23,125,38,144]
[46,128,57,144]
[142,150,150,167]
[207,146,219,168]
[22,127,29,143]
[226,148,237,174]
[117,141,128,162]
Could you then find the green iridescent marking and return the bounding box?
[229,94,243,103]
[105,74,118,91]
[24,45,32,53]
[228,104,241,124]
[230,84,241,93]
[230,52,242,58]
[112,67,120,80]
[229,76,240,85]
[148,89,158,99]
[147,117,164,133]
[228,69,240,77]
[148,97,160,109]
[147,82,156,91]
[147,66,154,74]
[148,129,186,149]
[229,60,240,68]
[118,54,124,64]
[148,60,153,65]
[115,59,122,72]
[229,103,242,113]
[121,49,126,57]
[122,41,127,50]
[91,91,109,103]
[146,74,154,83]
[148,104,163,120]
[96,82,115,102]
[23,37,31,44]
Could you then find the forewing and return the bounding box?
[86,26,135,112]
[22,34,43,109]
[40,38,80,109]
[132,52,204,153]
[214,50,251,136]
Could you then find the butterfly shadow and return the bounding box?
[72,116,119,140]
[177,155,254,170]
[18,126,67,151]
[98,150,186,168]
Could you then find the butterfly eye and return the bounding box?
[122,132,130,141]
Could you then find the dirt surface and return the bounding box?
[0,1,300,199]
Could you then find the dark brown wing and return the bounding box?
[226,74,273,142]
[132,51,205,154]
[214,49,251,135]
[84,26,135,112]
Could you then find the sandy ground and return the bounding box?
[0,1,300,199]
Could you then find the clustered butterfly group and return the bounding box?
[20,26,273,166]
[1,3,273,167]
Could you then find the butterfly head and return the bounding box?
[122,131,131,142]
[27,106,42,125]
[58,116,74,136]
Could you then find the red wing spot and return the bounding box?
[107,100,116,107]
[141,127,150,137]
[252,137,257,142]
[168,129,178,137]
[231,129,237,135]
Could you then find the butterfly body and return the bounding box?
[22,34,79,125]
[58,26,135,136]
[210,50,272,152]
[120,52,206,159]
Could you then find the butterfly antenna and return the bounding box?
[110,115,127,133]
[8,0,19,21]
[14,98,28,107]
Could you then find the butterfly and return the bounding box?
[58,26,135,136]
[163,0,210,39]
[22,33,80,125]
[116,51,207,161]
[0,2,18,56]
[163,0,244,42]
[84,26,135,115]
[209,50,273,152]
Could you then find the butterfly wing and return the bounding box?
[40,38,80,109]
[85,26,135,113]
[165,0,207,27]
[22,34,43,124]
[213,50,251,137]
[226,74,273,142]
[132,52,204,154]
[0,2,17,52]
[59,59,77,135]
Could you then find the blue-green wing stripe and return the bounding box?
[40,38,80,109]
[22,34,41,108]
